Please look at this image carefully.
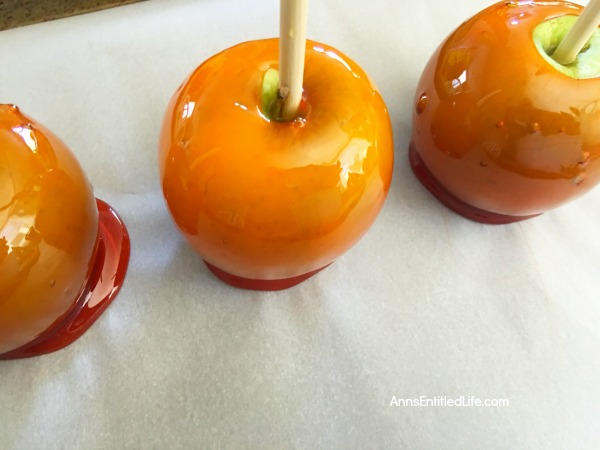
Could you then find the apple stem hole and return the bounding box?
[552,0,600,65]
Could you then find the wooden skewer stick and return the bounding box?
[552,0,600,65]
[279,0,308,121]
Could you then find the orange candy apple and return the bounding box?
[159,39,393,290]
[0,105,130,359]
[410,1,600,224]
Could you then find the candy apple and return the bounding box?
[0,105,130,359]
[159,39,393,290]
[409,0,600,224]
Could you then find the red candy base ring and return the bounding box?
[408,142,541,225]
[204,261,331,291]
[0,199,130,360]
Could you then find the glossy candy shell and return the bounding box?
[0,105,129,358]
[410,1,600,222]
[160,39,393,288]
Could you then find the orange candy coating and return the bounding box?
[159,39,393,281]
[410,1,600,219]
[0,105,99,355]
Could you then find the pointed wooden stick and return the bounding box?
[279,0,308,121]
[552,0,600,65]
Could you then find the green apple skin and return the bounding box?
[534,15,600,79]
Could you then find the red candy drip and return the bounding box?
[204,261,331,291]
[409,142,541,225]
[0,199,130,360]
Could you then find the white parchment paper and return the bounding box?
[1,0,598,448]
